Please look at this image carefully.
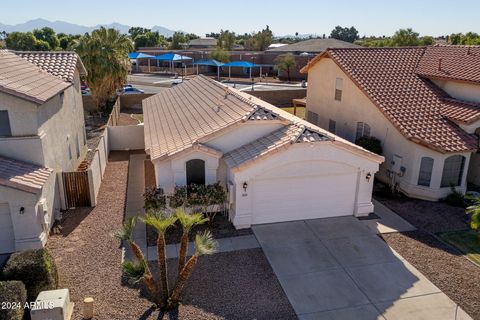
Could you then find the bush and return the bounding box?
[356,136,383,155]
[444,186,465,208]
[2,248,58,301]
[143,187,167,211]
[0,281,27,320]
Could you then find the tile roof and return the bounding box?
[416,45,480,84]
[441,98,480,124]
[0,156,53,194]
[224,124,329,169]
[14,51,87,83]
[143,75,384,163]
[0,50,71,104]
[302,47,478,153]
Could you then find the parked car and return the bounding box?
[81,88,91,95]
[118,86,144,95]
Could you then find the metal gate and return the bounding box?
[62,171,91,208]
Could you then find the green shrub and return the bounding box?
[143,186,167,211]
[0,281,27,320]
[2,248,58,301]
[356,136,383,155]
[444,186,465,208]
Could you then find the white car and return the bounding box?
[119,86,144,95]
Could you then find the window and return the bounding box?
[441,155,466,187]
[334,78,343,101]
[306,111,319,125]
[0,110,12,136]
[355,122,371,141]
[417,157,434,187]
[328,119,336,133]
[186,159,206,186]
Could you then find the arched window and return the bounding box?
[186,159,205,186]
[441,155,466,187]
[417,157,434,187]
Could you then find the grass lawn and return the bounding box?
[131,113,143,123]
[439,230,480,266]
[282,106,305,119]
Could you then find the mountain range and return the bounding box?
[0,19,177,37]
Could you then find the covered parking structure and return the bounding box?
[128,52,155,72]
[222,61,273,79]
[154,53,193,73]
[192,59,224,80]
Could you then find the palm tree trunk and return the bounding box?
[157,233,169,304]
[129,240,161,305]
[169,255,198,308]
[177,232,189,275]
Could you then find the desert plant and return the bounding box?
[168,231,217,308]
[0,281,27,320]
[143,187,167,211]
[118,210,217,311]
[2,248,58,301]
[355,136,383,155]
[466,197,480,239]
[115,217,160,304]
[141,211,177,306]
[175,209,208,274]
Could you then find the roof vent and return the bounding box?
[438,58,442,71]
[215,104,221,113]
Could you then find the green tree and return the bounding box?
[134,31,165,49]
[209,47,230,62]
[170,32,187,49]
[72,27,133,111]
[218,29,235,50]
[34,39,51,51]
[391,28,420,46]
[128,26,150,40]
[448,32,480,45]
[420,36,434,46]
[5,32,36,50]
[274,54,297,82]
[251,25,273,51]
[33,27,59,50]
[330,26,359,43]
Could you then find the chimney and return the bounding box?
[438,58,442,71]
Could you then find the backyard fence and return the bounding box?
[62,171,91,208]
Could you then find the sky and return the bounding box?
[1,0,479,37]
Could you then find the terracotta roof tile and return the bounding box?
[441,98,480,124]
[0,156,53,194]
[14,51,87,83]
[416,45,480,84]
[316,47,478,153]
[0,50,70,104]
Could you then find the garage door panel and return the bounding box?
[0,203,15,254]
[252,173,357,224]
[256,160,357,180]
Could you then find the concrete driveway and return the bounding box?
[253,217,471,320]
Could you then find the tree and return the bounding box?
[275,54,297,82]
[34,39,51,51]
[251,25,273,51]
[419,36,434,46]
[170,32,186,49]
[128,27,150,40]
[118,209,217,311]
[448,32,480,45]
[33,27,59,50]
[218,29,235,50]
[466,198,480,239]
[330,26,359,43]
[391,28,420,47]
[72,27,133,111]
[134,32,165,49]
[209,47,229,62]
[5,32,36,50]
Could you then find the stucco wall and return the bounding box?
[305,57,471,200]
[432,79,480,103]
[108,125,145,151]
[246,89,307,107]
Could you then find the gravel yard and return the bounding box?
[48,151,293,319]
[382,231,480,320]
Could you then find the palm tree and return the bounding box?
[142,211,177,305]
[73,27,133,111]
[175,209,208,274]
[274,54,297,82]
[168,231,217,308]
[115,217,160,305]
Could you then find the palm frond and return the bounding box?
[175,208,208,232]
[194,231,218,256]
[141,210,177,234]
[115,216,137,241]
[122,259,145,281]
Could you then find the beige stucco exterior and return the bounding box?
[305,57,475,200]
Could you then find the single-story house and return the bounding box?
[143,75,384,228]
[301,45,480,201]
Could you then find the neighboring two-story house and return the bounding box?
[302,45,480,201]
[0,50,87,253]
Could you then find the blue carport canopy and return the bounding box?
[192,59,224,67]
[128,52,155,59]
[155,53,193,61]
[222,61,260,68]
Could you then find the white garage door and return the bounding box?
[251,172,357,224]
[0,203,15,254]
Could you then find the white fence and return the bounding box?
[87,129,110,206]
[108,125,145,151]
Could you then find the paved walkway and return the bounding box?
[253,217,472,320]
[124,153,147,260]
